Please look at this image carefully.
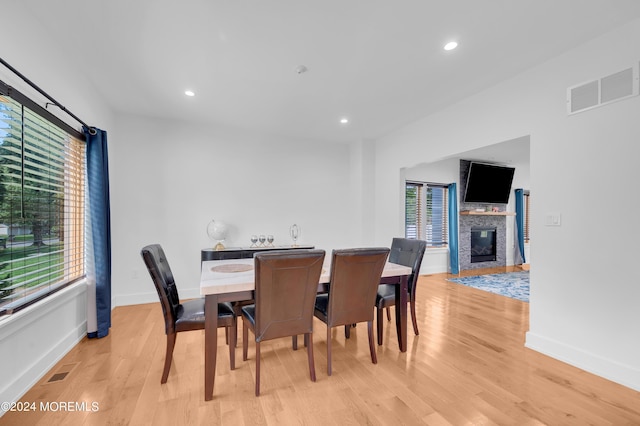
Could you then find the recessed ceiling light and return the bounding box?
[184,90,195,97]
[444,41,458,51]
[340,118,349,124]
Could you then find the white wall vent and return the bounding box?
[567,63,639,115]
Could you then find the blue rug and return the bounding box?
[447,271,529,302]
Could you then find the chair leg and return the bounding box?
[255,341,261,396]
[306,332,316,382]
[228,324,236,370]
[344,324,351,339]
[367,321,377,365]
[410,298,419,336]
[377,307,384,346]
[242,319,249,361]
[225,326,229,344]
[292,335,298,350]
[232,304,243,348]
[161,332,177,384]
[386,306,391,321]
[326,326,332,376]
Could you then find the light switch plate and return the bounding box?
[545,213,562,226]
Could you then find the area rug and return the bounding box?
[447,271,529,302]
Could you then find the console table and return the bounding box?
[201,245,315,261]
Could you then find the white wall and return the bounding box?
[111,114,363,305]
[373,19,640,391]
[1,1,115,412]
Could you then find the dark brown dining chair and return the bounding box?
[141,244,236,384]
[375,238,426,345]
[314,247,390,376]
[241,249,325,396]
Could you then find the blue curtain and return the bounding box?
[448,183,459,274]
[514,188,526,264]
[84,127,112,338]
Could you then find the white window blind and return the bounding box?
[0,95,85,315]
[405,182,448,247]
[405,183,422,240]
[426,185,448,246]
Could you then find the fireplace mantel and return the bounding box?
[460,210,515,216]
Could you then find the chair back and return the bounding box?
[327,248,390,327]
[389,238,426,294]
[141,244,181,334]
[253,250,325,342]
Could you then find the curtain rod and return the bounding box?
[0,56,96,135]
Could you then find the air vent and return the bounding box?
[569,80,599,112]
[567,63,639,115]
[43,362,79,385]
[47,372,69,383]
[601,68,634,102]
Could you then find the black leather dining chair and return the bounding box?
[141,244,237,384]
[375,238,426,345]
[241,249,325,396]
[314,247,389,376]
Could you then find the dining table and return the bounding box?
[200,256,412,400]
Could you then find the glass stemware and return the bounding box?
[250,235,258,247]
[289,224,300,247]
[267,235,274,247]
[258,234,266,247]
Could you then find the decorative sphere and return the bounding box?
[207,220,228,241]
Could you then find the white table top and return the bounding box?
[200,257,412,296]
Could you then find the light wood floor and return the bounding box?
[2,267,639,425]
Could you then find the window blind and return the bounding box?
[405,181,448,247]
[405,183,421,240]
[0,95,85,315]
[426,185,448,247]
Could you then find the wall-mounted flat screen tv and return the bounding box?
[464,162,515,204]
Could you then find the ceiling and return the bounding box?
[21,0,640,145]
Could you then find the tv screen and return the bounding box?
[464,162,515,204]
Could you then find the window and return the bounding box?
[405,182,448,247]
[0,93,85,316]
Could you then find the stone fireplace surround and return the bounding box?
[459,215,507,271]
[459,160,508,271]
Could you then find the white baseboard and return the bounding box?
[113,287,201,307]
[113,291,157,307]
[525,331,640,392]
[421,265,449,275]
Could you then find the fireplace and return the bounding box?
[470,227,497,263]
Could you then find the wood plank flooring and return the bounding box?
[2,267,639,425]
